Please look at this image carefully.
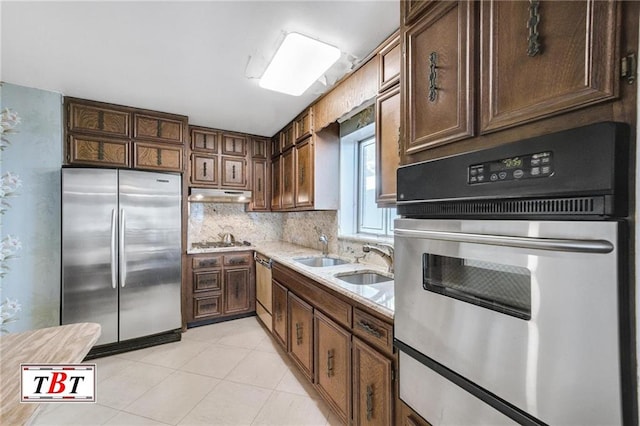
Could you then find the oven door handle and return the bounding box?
[394,228,614,254]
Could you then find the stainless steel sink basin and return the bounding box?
[293,256,350,267]
[334,271,393,285]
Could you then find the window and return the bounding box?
[339,120,396,238]
[357,137,395,235]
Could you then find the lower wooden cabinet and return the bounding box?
[271,262,396,426]
[288,292,314,380]
[272,280,288,348]
[399,400,432,426]
[315,311,351,424]
[353,337,393,425]
[186,251,254,325]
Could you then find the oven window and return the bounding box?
[422,254,531,320]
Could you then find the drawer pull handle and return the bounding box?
[366,384,374,420]
[527,0,542,57]
[428,52,438,102]
[327,349,334,377]
[203,162,207,177]
[296,322,303,345]
[228,258,246,265]
[358,321,383,339]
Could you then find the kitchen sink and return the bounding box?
[334,271,393,285]
[293,256,350,267]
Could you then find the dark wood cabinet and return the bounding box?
[353,337,393,426]
[68,135,130,168]
[479,0,619,133]
[281,148,296,209]
[272,280,288,349]
[221,156,248,188]
[222,133,247,156]
[378,35,401,93]
[294,108,313,142]
[133,142,183,172]
[68,102,129,138]
[402,0,475,155]
[270,156,282,210]
[186,251,254,325]
[315,311,351,424]
[250,159,269,211]
[398,400,431,426]
[65,98,187,172]
[376,87,401,206]
[251,137,268,159]
[134,113,184,144]
[191,128,218,152]
[191,154,218,185]
[295,137,313,208]
[288,292,314,380]
[281,124,295,151]
[402,0,434,26]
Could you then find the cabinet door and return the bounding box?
[272,280,288,348]
[315,311,351,424]
[224,268,252,314]
[288,292,314,380]
[294,108,313,142]
[191,128,218,152]
[270,156,282,210]
[250,159,269,211]
[295,138,314,209]
[221,156,248,188]
[281,124,295,151]
[403,1,474,154]
[69,135,130,168]
[222,133,247,156]
[402,0,435,26]
[399,401,432,426]
[252,137,268,159]
[133,142,183,172]
[378,35,401,93]
[191,154,218,186]
[134,114,184,144]
[281,149,296,209]
[68,101,130,138]
[193,270,222,292]
[353,337,393,426]
[194,294,222,320]
[271,135,281,158]
[376,87,400,206]
[480,0,618,133]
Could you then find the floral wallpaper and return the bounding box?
[0,83,63,334]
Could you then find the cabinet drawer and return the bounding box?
[193,271,222,292]
[69,135,130,167]
[353,308,393,355]
[224,253,252,267]
[194,294,222,319]
[134,113,184,144]
[68,102,130,137]
[133,142,183,172]
[192,255,222,269]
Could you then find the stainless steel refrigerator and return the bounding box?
[62,168,182,346]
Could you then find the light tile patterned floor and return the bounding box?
[31,317,343,426]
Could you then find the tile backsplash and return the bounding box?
[188,203,391,269]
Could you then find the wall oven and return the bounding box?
[394,122,635,426]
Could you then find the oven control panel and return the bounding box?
[468,151,554,184]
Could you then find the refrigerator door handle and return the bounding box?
[119,208,127,287]
[110,208,118,289]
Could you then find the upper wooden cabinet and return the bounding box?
[68,102,129,138]
[251,137,268,159]
[134,113,185,144]
[281,124,295,152]
[294,108,313,142]
[403,1,475,155]
[281,148,296,210]
[270,156,282,210]
[222,133,247,156]
[249,159,269,211]
[295,137,314,208]
[65,97,187,172]
[480,0,619,133]
[378,35,401,93]
[192,128,218,152]
[400,0,634,163]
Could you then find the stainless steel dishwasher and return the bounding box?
[254,252,273,331]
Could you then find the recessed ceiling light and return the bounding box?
[259,32,341,96]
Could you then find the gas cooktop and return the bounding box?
[191,241,252,249]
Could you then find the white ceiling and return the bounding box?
[1,1,399,137]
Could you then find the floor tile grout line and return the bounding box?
[173,375,226,426]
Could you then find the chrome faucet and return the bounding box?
[362,243,394,273]
[319,234,329,256]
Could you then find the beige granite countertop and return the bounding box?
[187,245,255,254]
[253,241,394,320]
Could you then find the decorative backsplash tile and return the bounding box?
[188,204,392,269]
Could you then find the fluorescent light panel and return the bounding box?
[259,32,341,96]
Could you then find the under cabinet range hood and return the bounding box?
[188,188,252,203]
